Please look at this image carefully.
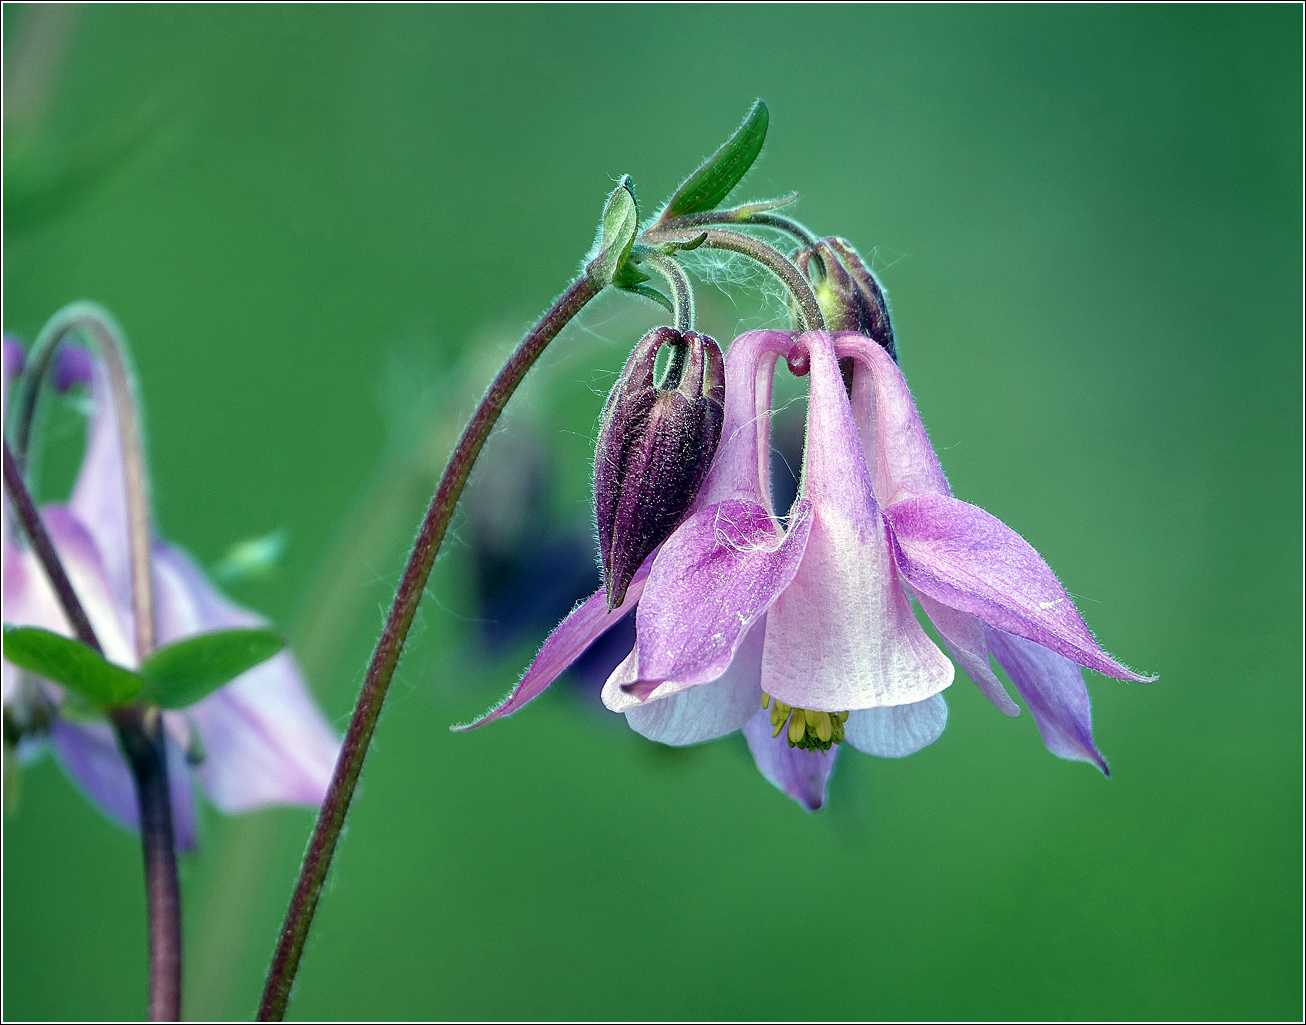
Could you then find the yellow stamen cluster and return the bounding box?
[762,692,849,752]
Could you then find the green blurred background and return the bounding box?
[2,5,1300,1021]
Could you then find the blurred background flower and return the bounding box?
[2,4,1299,1021]
[2,339,338,846]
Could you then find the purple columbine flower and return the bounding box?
[459,329,1151,810]
[2,337,339,847]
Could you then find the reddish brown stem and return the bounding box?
[256,274,602,1021]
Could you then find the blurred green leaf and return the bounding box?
[3,100,164,233]
[661,99,769,221]
[212,528,289,583]
[1,625,142,707]
[587,174,640,286]
[139,628,285,709]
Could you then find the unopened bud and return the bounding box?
[796,237,897,361]
[594,327,726,609]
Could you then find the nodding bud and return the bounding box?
[797,237,897,362]
[594,327,726,610]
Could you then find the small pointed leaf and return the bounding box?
[652,232,708,256]
[1,625,142,707]
[622,283,674,313]
[612,259,652,289]
[139,628,285,709]
[588,175,640,286]
[726,193,800,219]
[661,100,770,221]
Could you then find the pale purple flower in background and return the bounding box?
[459,329,1152,810]
[2,336,339,848]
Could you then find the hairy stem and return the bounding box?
[3,437,181,1020]
[641,227,825,332]
[256,274,602,1021]
[643,252,695,333]
[657,208,821,251]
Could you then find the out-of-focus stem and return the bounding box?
[4,438,181,1020]
[113,704,184,1022]
[8,305,178,1020]
[14,303,157,654]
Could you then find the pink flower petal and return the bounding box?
[912,591,1019,717]
[843,693,948,758]
[742,707,839,811]
[625,618,765,745]
[761,333,953,711]
[834,332,950,505]
[68,356,135,616]
[694,330,795,510]
[457,555,652,729]
[886,494,1154,682]
[152,542,339,810]
[986,628,1110,774]
[627,498,812,697]
[598,643,641,713]
[24,505,137,669]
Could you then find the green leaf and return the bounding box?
[724,193,800,219]
[139,628,285,709]
[622,283,674,313]
[651,232,708,256]
[612,260,651,289]
[587,175,640,286]
[661,100,770,221]
[1,625,142,707]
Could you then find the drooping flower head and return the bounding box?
[459,321,1152,810]
[2,337,339,847]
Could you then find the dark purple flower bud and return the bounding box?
[594,327,725,610]
[796,237,897,361]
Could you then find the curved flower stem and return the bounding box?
[3,437,182,1021]
[14,302,157,655]
[641,227,825,332]
[658,208,822,251]
[643,252,695,333]
[8,303,179,1020]
[257,273,603,1022]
